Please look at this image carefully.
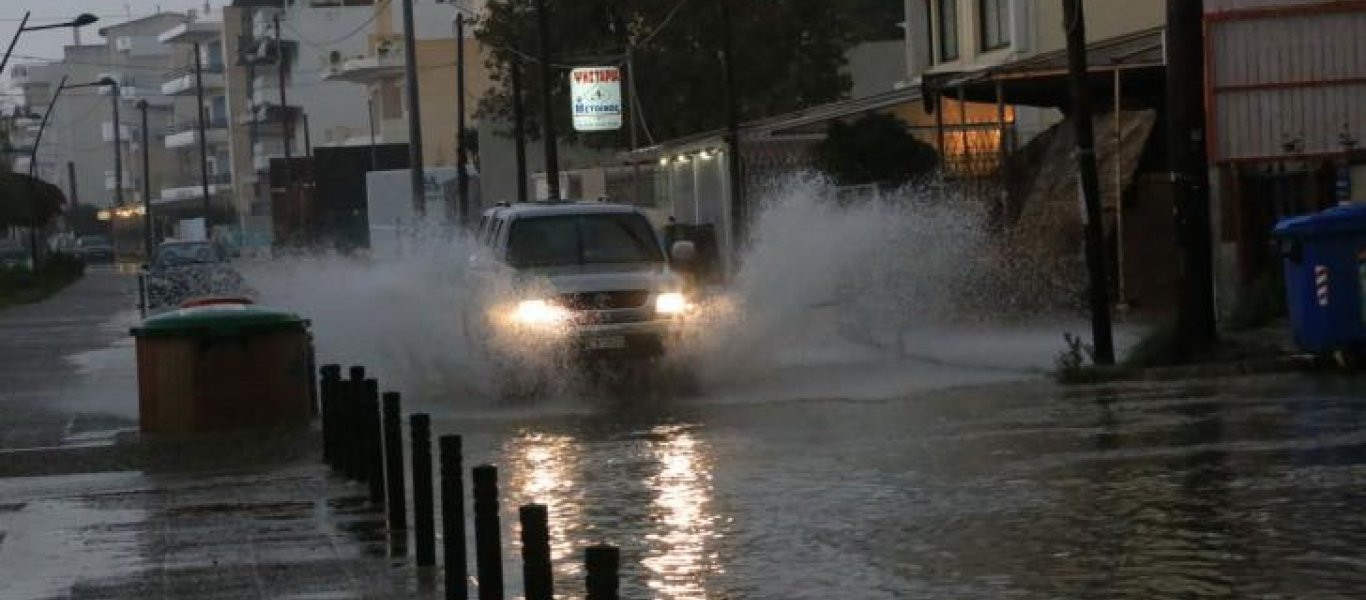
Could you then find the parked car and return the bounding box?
[144,240,249,311]
[74,235,115,263]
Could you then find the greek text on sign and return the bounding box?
[570,67,623,132]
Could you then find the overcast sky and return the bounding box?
[3,1,223,101]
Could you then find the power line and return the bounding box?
[281,0,391,50]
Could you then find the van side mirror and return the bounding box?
[670,240,697,266]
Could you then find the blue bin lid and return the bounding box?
[1272,203,1366,238]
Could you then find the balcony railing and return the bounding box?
[162,63,225,82]
[165,118,229,136]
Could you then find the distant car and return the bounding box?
[0,239,27,268]
[74,235,115,263]
[144,240,249,311]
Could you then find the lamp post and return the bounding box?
[1,12,98,76]
[138,100,155,259]
[27,75,68,177]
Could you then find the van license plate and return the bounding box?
[585,336,627,350]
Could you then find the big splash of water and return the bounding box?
[243,174,1075,406]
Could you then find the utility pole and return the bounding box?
[534,0,560,200]
[1166,0,1216,351]
[400,0,426,216]
[367,97,378,171]
[274,13,293,199]
[1061,0,1115,365]
[66,161,78,209]
[110,81,124,208]
[511,57,528,203]
[137,99,154,258]
[193,42,213,228]
[455,14,470,225]
[718,0,744,246]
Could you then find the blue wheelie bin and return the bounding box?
[1271,203,1366,363]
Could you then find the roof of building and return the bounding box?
[97,12,188,36]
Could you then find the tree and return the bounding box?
[812,112,939,187]
[475,0,860,147]
[0,171,66,230]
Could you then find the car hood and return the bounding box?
[520,263,681,294]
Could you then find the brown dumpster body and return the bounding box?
[131,305,312,434]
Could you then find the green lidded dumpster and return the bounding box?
[130,304,313,434]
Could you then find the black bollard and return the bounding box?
[307,342,318,418]
[411,413,436,566]
[519,504,553,600]
[345,366,366,480]
[364,379,385,504]
[472,464,504,600]
[584,545,620,600]
[440,435,467,600]
[382,392,407,534]
[319,364,341,467]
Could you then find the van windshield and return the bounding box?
[507,213,663,268]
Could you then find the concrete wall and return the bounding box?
[846,41,908,99]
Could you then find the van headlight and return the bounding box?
[511,299,570,326]
[655,292,689,315]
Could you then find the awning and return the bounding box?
[925,27,1167,109]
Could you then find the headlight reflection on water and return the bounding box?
[643,426,721,600]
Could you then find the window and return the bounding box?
[979,0,1010,51]
[506,214,664,269]
[936,0,959,62]
[381,82,402,120]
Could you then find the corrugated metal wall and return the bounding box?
[1206,1,1366,161]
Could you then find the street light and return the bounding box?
[1,12,99,76]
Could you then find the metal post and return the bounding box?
[472,464,504,600]
[400,0,427,216]
[411,413,436,566]
[320,364,341,466]
[456,15,470,225]
[511,58,528,204]
[584,545,620,600]
[0,12,31,79]
[345,365,366,478]
[275,13,293,192]
[625,48,643,202]
[1114,67,1125,304]
[302,111,312,157]
[1062,0,1116,365]
[533,0,560,200]
[138,100,153,259]
[111,82,124,207]
[67,161,79,209]
[28,76,66,177]
[519,504,553,600]
[364,379,384,504]
[719,0,744,243]
[194,42,213,228]
[382,392,407,533]
[367,96,378,171]
[440,435,467,600]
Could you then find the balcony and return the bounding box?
[164,118,229,149]
[158,21,222,45]
[322,53,404,83]
[161,64,225,96]
[157,173,232,205]
[104,170,135,191]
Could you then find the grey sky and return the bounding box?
[3,0,222,100]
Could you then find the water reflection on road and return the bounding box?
[439,374,1366,600]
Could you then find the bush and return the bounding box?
[0,253,85,308]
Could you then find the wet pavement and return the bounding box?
[4,271,1366,599]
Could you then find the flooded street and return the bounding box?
[423,373,1366,600]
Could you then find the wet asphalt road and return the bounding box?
[3,271,1366,599]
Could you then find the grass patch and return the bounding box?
[0,254,85,308]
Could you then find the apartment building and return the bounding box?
[10,14,184,211]
[157,19,234,222]
[321,0,489,166]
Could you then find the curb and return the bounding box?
[1058,354,1315,385]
